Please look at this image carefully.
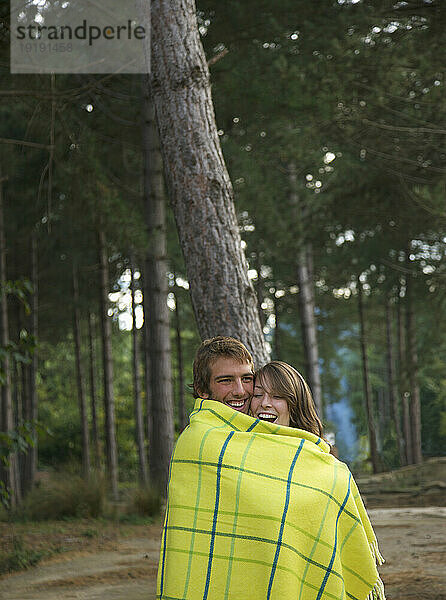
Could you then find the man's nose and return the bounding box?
[233,379,246,396]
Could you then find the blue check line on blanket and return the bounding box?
[182,415,240,598]
[316,472,352,600]
[267,438,304,599]
[203,431,235,600]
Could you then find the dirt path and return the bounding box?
[0,508,445,599]
[0,525,163,600]
[369,507,446,600]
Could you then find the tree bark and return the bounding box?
[142,79,175,494]
[385,297,405,466]
[130,261,148,484]
[148,0,269,367]
[173,285,187,431]
[72,264,91,479]
[397,292,412,465]
[87,312,101,468]
[97,228,119,500]
[357,279,380,474]
[0,172,20,508]
[405,265,423,464]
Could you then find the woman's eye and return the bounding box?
[253,394,263,398]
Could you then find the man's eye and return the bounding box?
[243,376,254,382]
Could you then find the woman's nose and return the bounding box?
[261,393,272,408]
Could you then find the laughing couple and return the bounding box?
[157,336,386,600]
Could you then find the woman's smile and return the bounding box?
[250,380,290,427]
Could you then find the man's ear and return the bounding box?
[199,390,210,399]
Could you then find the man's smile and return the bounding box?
[225,398,249,410]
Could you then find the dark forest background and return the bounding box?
[1,0,445,511]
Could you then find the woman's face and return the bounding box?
[250,376,290,426]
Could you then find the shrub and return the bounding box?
[118,513,154,525]
[17,473,106,521]
[0,536,48,574]
[131,486,162,517]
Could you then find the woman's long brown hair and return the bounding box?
[255,361,323,437]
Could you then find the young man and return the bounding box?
[192,336,255,413]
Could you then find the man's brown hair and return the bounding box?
[193,336,254,398]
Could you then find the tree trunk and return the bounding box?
[288,162,323,417]
[385,297,405,466]
[130,261,148,485]
[272,294,281,360]
[72,264,91,479]
[20,356,30,495]
[406,264,423,464]
[87,312,101,468]
[397,292,412,465]
[0,172,20,508]
[23,234,39,494]
[357,279,380,474]
[148,0,269,367]
[296,248,323,417]
[254,253,265,329]
[173,285,187,431]
[142,80,175,494]
[141,277,153,468]
[378,386,390,454]
[13,291,24,495]
[13,359,25,497]
[12,362,21,428]
[97,228,119,500]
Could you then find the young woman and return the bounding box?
[251,360,323,436]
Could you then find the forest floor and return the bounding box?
[1,458,445,600]
[0,506,445,600]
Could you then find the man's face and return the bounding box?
[201,357,254,414]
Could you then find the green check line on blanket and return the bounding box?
[157,399,385,600]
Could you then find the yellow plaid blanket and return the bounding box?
[157,399,385,600]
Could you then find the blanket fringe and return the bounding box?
[366,575,386,600]
[370,539,385,565]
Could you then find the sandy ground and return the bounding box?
[0,507,445,600]
[370,507,446,600]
